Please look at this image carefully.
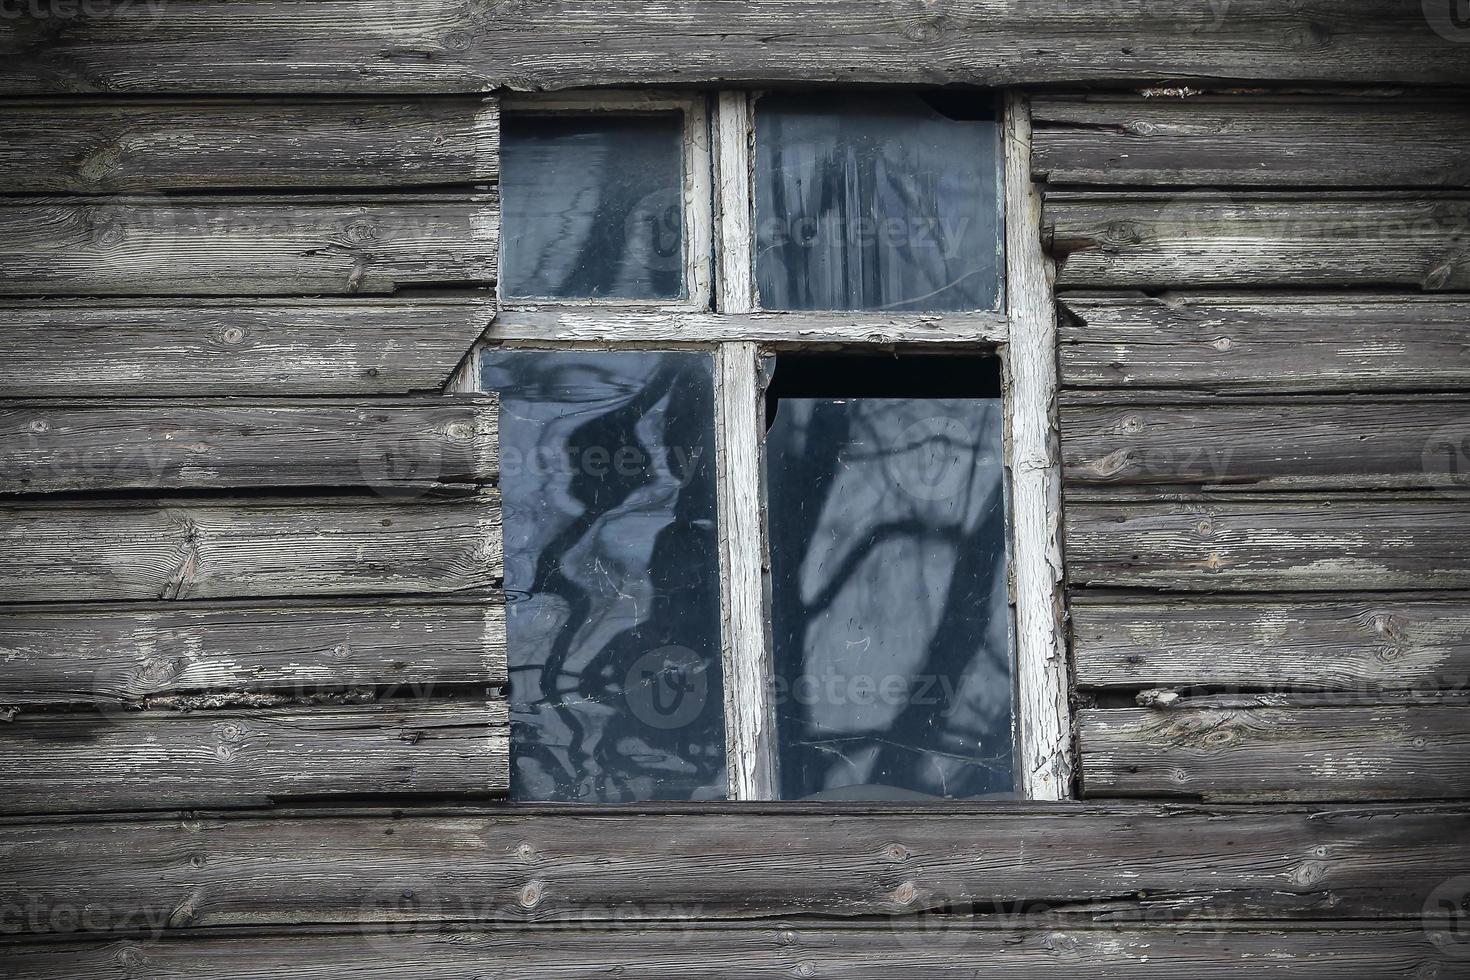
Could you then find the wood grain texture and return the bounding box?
[1,803,1465,933]
[1032,95,1470,187]
[0,98,498,192]
[2,1,1467,93]
[1060,399,1470,491]
[1047,194,1470,290]
[0,196,498,296]
[0,398,498,494]
[1080,706,1470,802]
[1065,497,1470,592]
[0,701,508,815]
[0,924,1454,979]
[0,494,502,603]
[0,600,507,706]
[1072,598,1470,693]
[0,299,492,397]
[1058,295,1470,394]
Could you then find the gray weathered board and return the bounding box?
[0,299,493,397]
[1065,496,1470,592]
[1047,194,1470,290]
[0,98,498,193]
[2,1,1467,92]
[0,196,498,296]
[0,599,507,706]
[0,397,499,494]
[0,924,1452,979]
[0,701,509,814]
[1080,706,1470,802]
[0,494,503,603]
[1072,597,1470,693]
[1032,95,1470,188]
[0,805,1463,931]
[1057,296,1470,394]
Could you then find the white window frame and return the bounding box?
[482,89,1072,802]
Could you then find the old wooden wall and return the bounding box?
[4,2,1470,978]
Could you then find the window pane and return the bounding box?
[501,114,686,301]
[765,359,1014,800]
[754,93,1003,312]
[482,350,726,802]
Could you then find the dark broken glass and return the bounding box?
[482,350,726,802]
[754,92,1004,312]
[500,113,686,301]
[766,388,1015,800]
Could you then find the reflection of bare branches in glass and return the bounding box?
[487,352,725,803]
[768,398,1013,800]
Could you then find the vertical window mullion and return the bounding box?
[1002,91,1074,800]
[713,91,778,800]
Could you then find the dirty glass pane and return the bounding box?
[501,113,686,300]
[482,350,726,802]
[754,93,1003,312]
[766,389,1014,800]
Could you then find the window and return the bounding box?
[487,90,1069,803]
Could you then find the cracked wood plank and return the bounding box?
[1032,95,1470,187]
[1058,295,1470,394]
[1060,398,1470,491]
[0,299,494,397]
[0,599,507,707]
[1072,597,1470,693]
[0,397,498,494]
[0,97,498,193]
[0,803,1464,931]
[1065,496,1470,592]
[2,1,1468,93]
[0,195,498,296]
[1080,706,1470,802]
[0,494,502,603]
[0,923,1455,979]
[1046,194,1470,290]
[0,700,508,815]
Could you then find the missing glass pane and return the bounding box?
[501,113,687,301]
[764,354,1016,801]
[482,350,726,802]
[754,93,1004,312]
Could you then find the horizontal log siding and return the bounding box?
[1047,92,1470,807]
[0,701,509,815]
[1,1,1466,92]
[0,98,498,193]
[0,924,1453,980]
[0,805,1463,932]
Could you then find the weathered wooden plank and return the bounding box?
[1080,706,1470,802]
[2,1,1466,93]
[0,299,492,397]
[0,98,498,193]
[1065,497,1470,591]
[0,397,498,494]
[1061,400,1470,490]
[0,495,502,603]
[0,924,1453,979]
[0,803,1463,931]
[1047,195,1470,290]
[0,196,498,296]
[0,600,506,707]
[490,308,1008,346]
[1032,96,1470,187]
[0,701,508,815]
[1072,598,1470,693]
[1058,295,1470,394]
